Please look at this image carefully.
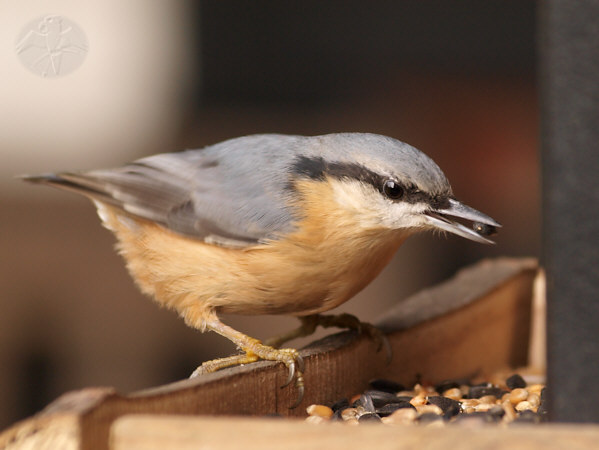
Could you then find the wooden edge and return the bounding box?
[0,412,81,450]
[382,262,538,384]
[110,415,599,450]
[0,257,539,450]
[376,257,538,332]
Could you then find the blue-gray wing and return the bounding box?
[30,135,303,248]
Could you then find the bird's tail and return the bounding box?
[21,173,118,206]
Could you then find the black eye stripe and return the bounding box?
[292,156,381,187]
[290,155,449,206]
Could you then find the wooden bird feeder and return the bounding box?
[3,257,597,449]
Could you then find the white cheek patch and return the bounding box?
[328,178,372,209]
[328,178,383,228]
[328,178,430,230]
[383,202,430,229]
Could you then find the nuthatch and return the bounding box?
[24,133,500,406]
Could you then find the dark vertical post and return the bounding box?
[539,1,599,422]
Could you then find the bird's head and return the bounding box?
[290,133,500,244]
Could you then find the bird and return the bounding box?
[23,133,500,407]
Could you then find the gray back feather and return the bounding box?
[41,133,450,248]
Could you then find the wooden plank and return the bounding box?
[0,257,538,450]
[110,415,599,450]
[377,257,538,384]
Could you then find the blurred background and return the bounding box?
[0,0,538,428]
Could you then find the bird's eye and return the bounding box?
[383,179,404,200]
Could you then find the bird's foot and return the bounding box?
[190,318,305,408]
[317,313,391,360]
[265,313,391,361]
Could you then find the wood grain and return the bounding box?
[110,415,599,450]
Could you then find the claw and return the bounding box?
[198,316,307,408]
[357,321,392,360]
[305,313,393,362]
[289,374,305,409]
[367,325,392,362]
[280,355,304,387]
[277,354,304,408]
[281,360,296,388]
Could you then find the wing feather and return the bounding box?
[24,136,301,248]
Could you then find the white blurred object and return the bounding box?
[0,1,196,188]
[528,269,546,371]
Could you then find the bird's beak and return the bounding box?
[423,198,501,244]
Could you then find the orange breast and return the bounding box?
[95,178,410,325]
